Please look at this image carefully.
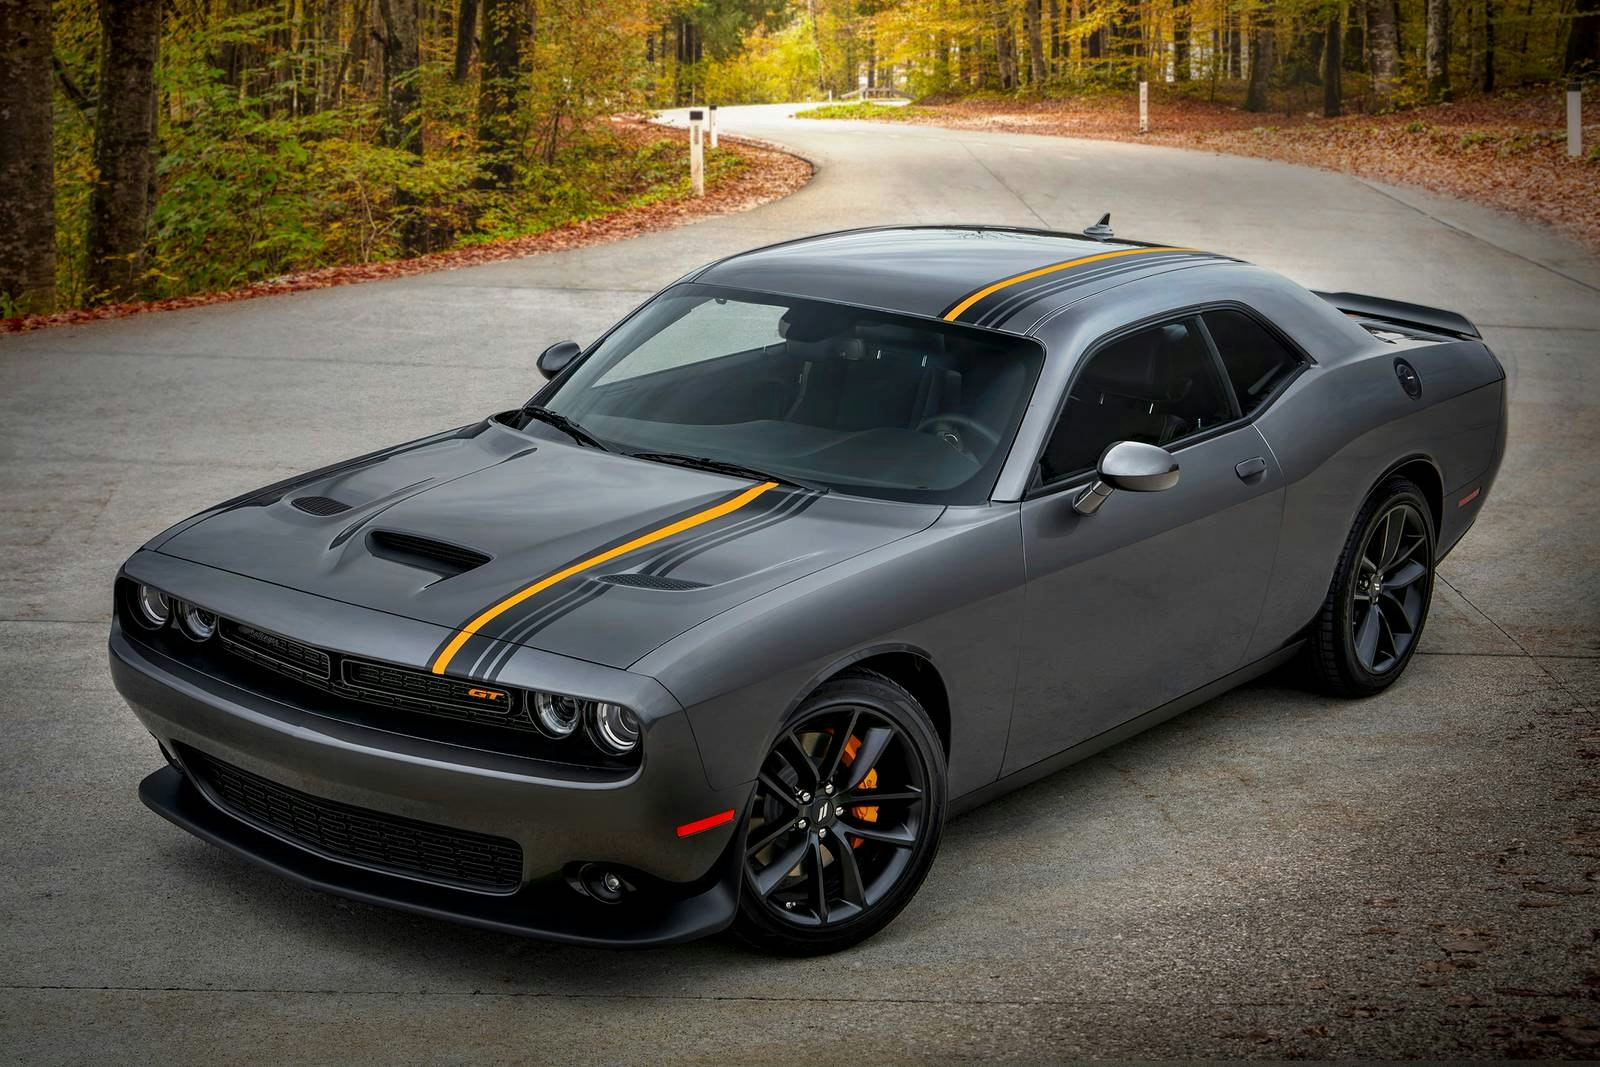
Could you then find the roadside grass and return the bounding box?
[793,101,924,121]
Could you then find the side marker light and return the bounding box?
[676,809,736,838]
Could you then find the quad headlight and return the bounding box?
[133,584,172,628]
[527,691,640,753]
[174,600,219,642]
[589,701,641,754]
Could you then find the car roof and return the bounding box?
[691,225,1237,335]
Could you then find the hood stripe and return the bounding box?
[941,246,1200,323]
[429,480,779,675]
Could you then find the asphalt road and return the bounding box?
[2,104,1597,1063]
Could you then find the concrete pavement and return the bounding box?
[2,104,1597,1061]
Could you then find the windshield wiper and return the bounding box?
[522,406,610,451]
[628,451,827,493]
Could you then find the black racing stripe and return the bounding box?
[972,253,1220,327]
[964,251,1213,327]
[642,490,812,575]
[483,585,614,682]
[429,484,771,669]
[637,490,805,575]
[482,492,821,680]
[461,580,600,678]
[653,491,822,576]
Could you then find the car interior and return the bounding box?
[1039,317,1234,483]
[564,295,1041,497]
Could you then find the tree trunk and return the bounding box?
[992,0,1018,89]
[1322,8,1343,116]
[1567,0,1600,73]
[1426,0,1450,98]
[1367,0,1398,103]
[1173,0,1189,79]
[0,0,55,314]
[376,0,424,252]
[477,0,525,188]
[1482,0,1495,89]
[453,0,477,81]
[1243,14,1274,110]
[1025,0,1047,86]
[86,0,159,304]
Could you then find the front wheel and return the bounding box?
[1306,477,1436,696]
[732,670,946,955]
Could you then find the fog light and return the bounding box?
[175,601,218,642]
[531,692,583,738]
[576,863,632,903]
[134,584,171,628]
[589,702,640,754]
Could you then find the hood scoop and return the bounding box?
[367,530,492,578]
[292,495,352,516]
[595,573,709,591]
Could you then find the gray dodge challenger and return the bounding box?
[112,224,1506,954]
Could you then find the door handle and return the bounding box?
[1235,457,1268,481]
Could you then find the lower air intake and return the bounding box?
[180,745,524,893]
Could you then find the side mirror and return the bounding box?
[1072,441,1179,515]
[537,340,583,379]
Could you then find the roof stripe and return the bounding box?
[941,246,1201,323]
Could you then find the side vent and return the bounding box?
[367,531,492,576]
[293,495,352,516]
[595,573,709,591]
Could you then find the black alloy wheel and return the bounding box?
[733,669,946,955]
[1307,476,1437,696]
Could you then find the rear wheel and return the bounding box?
[732,670,946,955]
[1307,477,1436,696]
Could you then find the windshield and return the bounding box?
[538,284,1044,503]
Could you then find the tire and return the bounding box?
[732,669,947,955]
[1306,477,1436,697]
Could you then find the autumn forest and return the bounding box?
[0,0,1594,318]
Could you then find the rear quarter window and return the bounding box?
[1203,308,1303,415]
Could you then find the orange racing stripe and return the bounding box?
[941,247,1200,323]
[430,480,779,675]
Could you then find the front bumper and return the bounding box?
[112,608,751,947]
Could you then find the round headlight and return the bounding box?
[531,692,583,738]
[589,702,640,754]
[175,601,218,642]
[134,584,171,628]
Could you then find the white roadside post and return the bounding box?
[1569,80,1584,159]
[709,104,718,149]
[688,108,705,197]
[1139,79,1149,134]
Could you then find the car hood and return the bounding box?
[157,419,941,672]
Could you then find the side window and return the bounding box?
[1203,308,1302,415]
[1039,317,1232,484]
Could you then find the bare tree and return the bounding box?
[86,0,160,304]
[1426,0,1451,97]
[0,0,56,313]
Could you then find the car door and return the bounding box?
[1003,311,1293,774]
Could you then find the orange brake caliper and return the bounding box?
[839,734,879,848]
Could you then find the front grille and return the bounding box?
[336,659,539,730]
[221,620,331,682]
[181,745,524,892]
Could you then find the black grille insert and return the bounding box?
[292,495,352,516]
[220,620,331,681]
[368,531,491,574]
[181,745,524,892]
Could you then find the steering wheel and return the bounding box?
[916,413,1000,456]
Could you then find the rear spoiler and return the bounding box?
[1313,291,1480,340]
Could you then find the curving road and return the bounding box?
[2,104,1597,1061]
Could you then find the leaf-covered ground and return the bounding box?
[1,121,812,335]
[799,89,1600,250]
